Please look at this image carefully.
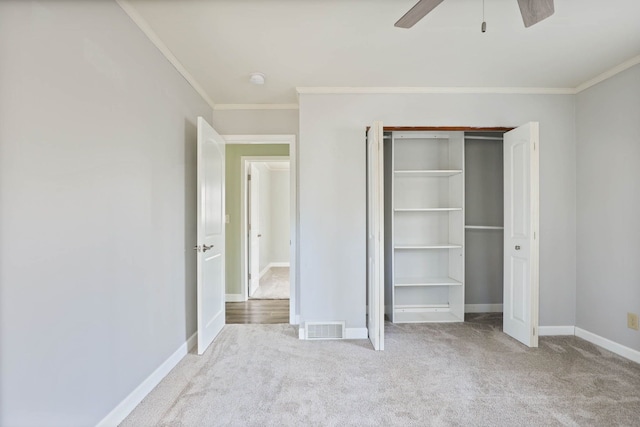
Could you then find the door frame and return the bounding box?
[372,124,539,346]
[224,134,298,325]
[241,156,291,300]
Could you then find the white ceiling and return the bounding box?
[125,0,640,105]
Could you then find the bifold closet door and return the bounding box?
[503,122,539,348]
[366,121,385,351]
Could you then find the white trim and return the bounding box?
[115,0,215,110]
[296,55,640,98]
[223,135,296,145]
[538,326,576,336]
[214,104,299,110]
[96,332,197,427]
[296,86,574,95]
[575,55,640,93]
[465,304,503,313]
[269,262,290,268]
[259,264,271,279]
[225,293,245,302]
[345,327,369,340]
[259,262,291,279]
[265,162,290,172]
[575,327,640,364]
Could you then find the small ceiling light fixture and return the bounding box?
[249,72,265,85]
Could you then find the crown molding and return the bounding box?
[296,86,575,95]
[574,54,640,94]
[214,104,299,110]
[116,0,216,110]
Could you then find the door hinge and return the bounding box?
[248,174,251,181]
[249,273,252,279]
[533,327,536,336]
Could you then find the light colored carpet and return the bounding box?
[250,267,289,300]
[121,314,640,426]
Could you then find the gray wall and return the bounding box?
[576,64,640,352]
[212,109,299,135]
[299,93,576,329]
[465,138,504,305]
[0,1,212,425]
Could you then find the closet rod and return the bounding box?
[465,225,504,230]
[464,136,503,141]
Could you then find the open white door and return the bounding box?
[503,122,539,347]
[196,117,226,355]
[248,164,260,296]
[366,121,385,351]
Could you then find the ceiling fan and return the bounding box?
[395,0,554,29]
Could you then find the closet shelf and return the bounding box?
[394,277,462,287]
[394,169,462,177]
[465,225,504,230]
[393,306,463,323]
[395,244,462,250]
[395,207,462,212]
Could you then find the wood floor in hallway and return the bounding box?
[225,299,289,324]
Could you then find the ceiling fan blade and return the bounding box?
[395,0,446,29]
[517,0,554,28]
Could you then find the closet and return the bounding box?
[382,130,505,323]
[367,122,539,349]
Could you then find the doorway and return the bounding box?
[245,159,291,301]
[221,134,297,325]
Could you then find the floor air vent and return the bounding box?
[305,321,345,340]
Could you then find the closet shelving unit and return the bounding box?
[387,131,465,323]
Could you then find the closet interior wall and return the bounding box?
[464,132,505,311]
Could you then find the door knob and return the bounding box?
[515,245,521,250]
[258,234,262,238]
[193,244,214,252]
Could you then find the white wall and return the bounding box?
[256,163,272,272]
[576,64,640,352]
[255,164,290,274]
[299,93,576,329]
[0,1,212,425]
[270,169,290,264]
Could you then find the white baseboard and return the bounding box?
[225,293,245,302]
[345,327,368,339]
[259,262,290,279]
[575,327,640,364]
[465,304,503,313]
[259,265,271,279]
[96,332,197,427]
[539,326,576,336]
